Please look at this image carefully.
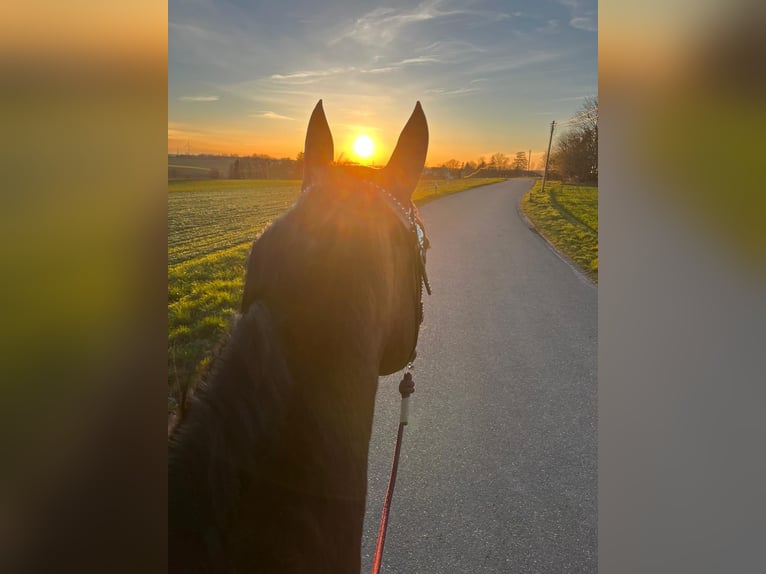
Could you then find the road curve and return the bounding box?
[362,179,597,573]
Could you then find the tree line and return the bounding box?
[435,151,535,179]
[227,154,304,179]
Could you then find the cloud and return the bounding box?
[251,111,295,121]
[474,51,562,74]
[270,67,354,82]
[358,41,484,75]
[559,0,597,32]
[570,17,597,32]
[361,67,398,74]
[332,0,512,46]
[421,40,485,57]
[168,122,209,138]
[179,95,220,102]
[397,56,441,65]
[425,86,480,96]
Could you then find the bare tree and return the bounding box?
[551,97,598,183]
[512,151,528,171]
[490,152,509,170]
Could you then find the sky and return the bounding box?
[168,0,597,167]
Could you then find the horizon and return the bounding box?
[169,0,597,168]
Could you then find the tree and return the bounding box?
[228,158,241,179]
[512,151,528,171]
[551,97,598,183]
[489,152,509,170]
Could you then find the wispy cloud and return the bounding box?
[359,41,484,75]
[559,0,597,32]
[168,122,213,139]
[270,67,354,82]
[420,40,486,60]
[474,50,562,74]
[425,86,481,96]
[360,55,440,74]
[569,17,597,32]
[361,67,398,74]
[179,95,220,102]
[251,111,295,121]
[332,0,512,46]
[397,56,441,65]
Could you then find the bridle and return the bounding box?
[374,183,432,366]
[301,181,432,367]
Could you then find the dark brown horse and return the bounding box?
[168,100,430,573]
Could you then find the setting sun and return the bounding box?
[352,134,375,161]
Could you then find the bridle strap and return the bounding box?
[372,183,431,295]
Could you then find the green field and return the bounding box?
[520,181,598,282]
[168,177,504,408]
[169,180,301,264]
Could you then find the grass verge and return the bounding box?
[520,180,598,282]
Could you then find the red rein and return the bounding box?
[371,372,414,574]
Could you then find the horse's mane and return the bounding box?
[168,300,292,571]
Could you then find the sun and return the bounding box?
[352,134,375,161]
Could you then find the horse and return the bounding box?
[168,100,430,573]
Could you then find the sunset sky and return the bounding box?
[169,0,597,167]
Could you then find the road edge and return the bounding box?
[514,190,597,288]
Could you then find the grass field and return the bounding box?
[168,177,504,408]
[520,180,598,282]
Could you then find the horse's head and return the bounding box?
[242,100,430,376]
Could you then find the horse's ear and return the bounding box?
[384,101,429,201]
[303,100,334,188]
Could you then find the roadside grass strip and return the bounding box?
[521,181,598,282]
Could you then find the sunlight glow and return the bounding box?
[352,134,375,160]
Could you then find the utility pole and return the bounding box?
[528,149,532,173]
[540,120,555,194]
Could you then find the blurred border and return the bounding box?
[601,1,765,572]
[1,2,167,572]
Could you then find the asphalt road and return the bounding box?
[361,179,597,573]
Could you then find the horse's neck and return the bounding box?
[169,299,382,519]
[269,303,383,497]
[168,303,293,547]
